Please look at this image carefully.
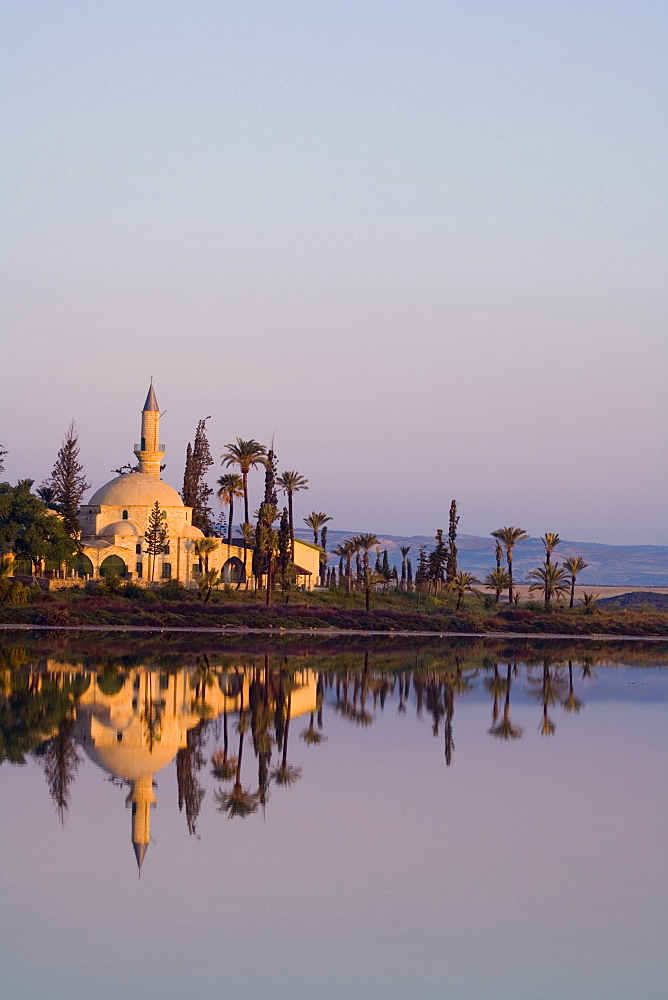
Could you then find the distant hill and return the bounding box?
[598,592,668,609]
[294,529,668,587]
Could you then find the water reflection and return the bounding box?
[2,643,656,880]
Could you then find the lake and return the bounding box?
[0,636,666,1000]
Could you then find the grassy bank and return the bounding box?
[2,581,668,636]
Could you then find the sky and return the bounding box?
[1,1,666,544]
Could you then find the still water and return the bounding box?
[0,638,666,1000]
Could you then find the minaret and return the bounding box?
[134,381,165,477]
[127,774,156,875]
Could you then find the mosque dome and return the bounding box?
[84,743,179,782]
[180,522,204,539]
[89,473,184,508]
[99,520,142,537]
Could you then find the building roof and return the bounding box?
[143,383,159,411]
[99,520,142,537]
[89,473,184,508]
[180,522,204,538]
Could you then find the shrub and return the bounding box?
[0,580,29,605]
[100,574,122,596]
[158,579,189,601]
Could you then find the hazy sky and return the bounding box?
[1,1,666,544]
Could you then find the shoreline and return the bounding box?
[2,623,668,642]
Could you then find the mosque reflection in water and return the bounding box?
[0,651,595,871]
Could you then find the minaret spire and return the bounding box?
[134,382,165,477]
[128,774,155,876]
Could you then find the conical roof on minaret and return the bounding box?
[134,841,148,875]
[143,382,159,412]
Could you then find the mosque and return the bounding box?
[75,383,321,588]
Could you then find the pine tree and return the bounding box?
[415,546,429,592]
[181,419,214,535]
[446,500,459,583]
[48,422,90,538]
[0,445,7,476]
[145,501,169,581]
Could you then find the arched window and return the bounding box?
[122,510,128,520]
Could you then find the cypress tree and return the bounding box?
[263,447,278,507]
[48,422,90,538]
[320,525,328,585]
[182,420,214,535]
[446,500,460,583]
[407,558,413,589]
[181,442,195,506]
[428,529,448,594]
[277,507,291,581]
[382,549,390,577]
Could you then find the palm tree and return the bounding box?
[488,664,524,741]
[541,532,561,565]
[210,702,238,782]
[331,538,357,593]
[214,693,260,818]
[484,663,506,725]
[561,661,583,714]
[355,533,379,574]
[528,662,566,736]
[361,568,384,612]
[271,682,302,788]
[300,712,327,745]
[400,546,411,590]
[36,484,57,508]
[194,537,218,574]
[540,533,561,604]
[221,438,266,526]
[582,591,599,614]
[277,470,309,557]
[238,521,254,582]
[527,562,570,608]
[216,473,244,545]
[491,527,529,604]
[564,555,588,608]
[484,567,511,603]
[449,572,479,611]
[197,568,220,602]
[304,511,332,546]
